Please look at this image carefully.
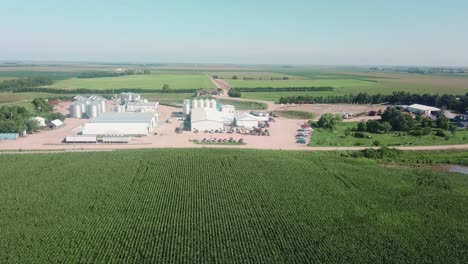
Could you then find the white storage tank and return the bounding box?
[192,99,199,109]
[100,99,106,113]
[204,99,210,108]
[70,103,82,118]
[80,101,87,114]
[114,105,123,112]
[87,104,98,118]
[183,99,191,115]
[210,99,217,109]
[96,102,102,114]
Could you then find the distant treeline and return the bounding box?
[233,87,335,92]
[12,87,199,94]
[0,77,53,91]
[78,70,150,78]
[278,91,468,112]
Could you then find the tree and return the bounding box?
[316,113,342,130]
[232,75,239,80]
[32,98,54,113]
[436,115,450,130]
[356,122,367,132]
[46,112,65,122]
[143,69,151,75]
[228,89,241,98]
[162,84,170,90]
[24,119,40,133]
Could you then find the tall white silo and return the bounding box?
[210,99,217,109]
[204,99,210,109]
[192,99,199,109]
[183,99,191,115]
[96,102,102,115]
[100,99,106,113]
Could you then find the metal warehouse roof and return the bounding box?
[191,108,223,123]
[235,113,259,121]
[90,112,156,123]
[408,104,440,111]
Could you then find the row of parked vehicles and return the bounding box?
[296,123,312,144]
[190,138,245,144]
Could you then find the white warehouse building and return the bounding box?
[235,113,260,129]
[407,104,440,116]
[126,101,159,113]
[191,108,224,132]
[82,112,158,136]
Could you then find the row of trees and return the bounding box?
[78,69,150,78]
[0,77,53,91]
[278,92,468,112]
[351,108,456,138]
[233,87,334,93]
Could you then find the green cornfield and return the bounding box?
[0,149,467,263]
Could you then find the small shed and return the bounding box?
[50,119,64,129]
[32,117,46,127]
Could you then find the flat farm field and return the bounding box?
[1,149,467,263]
[43,74,215,90]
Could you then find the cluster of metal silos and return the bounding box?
[70,95,107,119]
[191,98,217,110]
[120,92,141,104]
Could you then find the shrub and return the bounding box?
[228,89,241,98]
[373,140,381,146]
[435,131,446,137]
[354,132,367,138]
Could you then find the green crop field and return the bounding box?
[310,122,468,147]
[0,149,467,263]
[223,68,468,101]
[43,74,215,90]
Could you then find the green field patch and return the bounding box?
[44,74,215,90]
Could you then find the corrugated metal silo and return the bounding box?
[100,99,106,113]
[70,103,82,118]
[87,104,98,118]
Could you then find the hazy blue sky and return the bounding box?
[1,0,467,66]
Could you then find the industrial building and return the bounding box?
[407,104,440,116]
[125,101,159,113]
[221,105,236,125]
[235,113,260,129]
[250,111,270,122]
[82,112,158,136]
[191,108,224,132]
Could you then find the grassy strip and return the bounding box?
[217,99,267,110]
[272,110,315,120]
